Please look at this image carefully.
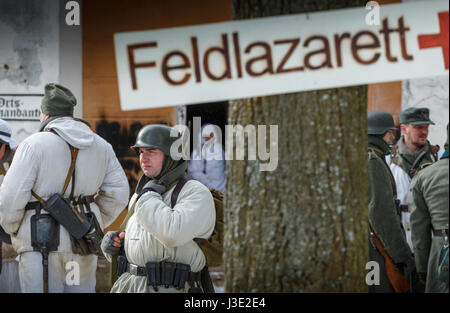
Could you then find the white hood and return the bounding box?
[192,123,224,161]
[44,117,94,150]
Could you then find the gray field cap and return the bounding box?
[400,107,435,125]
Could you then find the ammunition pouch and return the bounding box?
[69,211,104,256]
[119,256,202,292]
[28,193,103,256]
[68,197,104,256]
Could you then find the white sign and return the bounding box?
[0,94,43,121]
[114,0,449,110]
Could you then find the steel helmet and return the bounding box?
[131,124,181,156]
[368,111,397,135]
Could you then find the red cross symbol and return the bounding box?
[417,11,449,70]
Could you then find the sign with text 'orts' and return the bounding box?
[114,0,449,110]
[0,94,43,121]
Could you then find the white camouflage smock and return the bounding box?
[109,179,215,293]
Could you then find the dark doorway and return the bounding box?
[186,101,228,149]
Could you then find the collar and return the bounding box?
[397,136,430,159]
[39,116,68,132]
[368,135,390,155]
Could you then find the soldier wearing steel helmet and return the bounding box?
[367,111,415,293]
[101,124,215,293]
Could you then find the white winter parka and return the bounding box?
[0,117,130,254]
[110,179,215,293]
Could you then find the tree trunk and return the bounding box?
[224,0,368,292]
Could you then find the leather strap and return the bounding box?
[26,195,95,211]
[30,144,78,206]
[170,175,191,208]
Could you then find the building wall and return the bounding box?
[368,81,402,124]
[0,0,59,142]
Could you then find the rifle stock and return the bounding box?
[370,224,410,293]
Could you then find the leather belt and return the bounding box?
[126,262,201,280]
[125,261,201,290]
[25,195,95,211]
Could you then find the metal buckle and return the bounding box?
[128,263,139,276]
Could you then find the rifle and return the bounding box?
[369,224,410,293]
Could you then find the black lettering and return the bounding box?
[273,38,304,73]
[232,32,243,78]
[351,31,381,65]
[244,41,274,76]
[203,34,232,81]
[161,51,192,85]
[397,17,413,61]
[190,37,202,82]
[379,18,397,62]
[127,42,157,90]
[303,35,332,70]
[334,32,351,67]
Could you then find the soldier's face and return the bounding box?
[382,130,396,145]
[401,124,429,147]
[139,147,164,178]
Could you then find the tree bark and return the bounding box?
[224,0,368,292]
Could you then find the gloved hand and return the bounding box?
[101,231,124,256]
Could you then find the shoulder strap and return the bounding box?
[64,145,78,197]
[31,142,78,206]
[368,146,385,156]
[171,175,191,208]
[118,176,191,233]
